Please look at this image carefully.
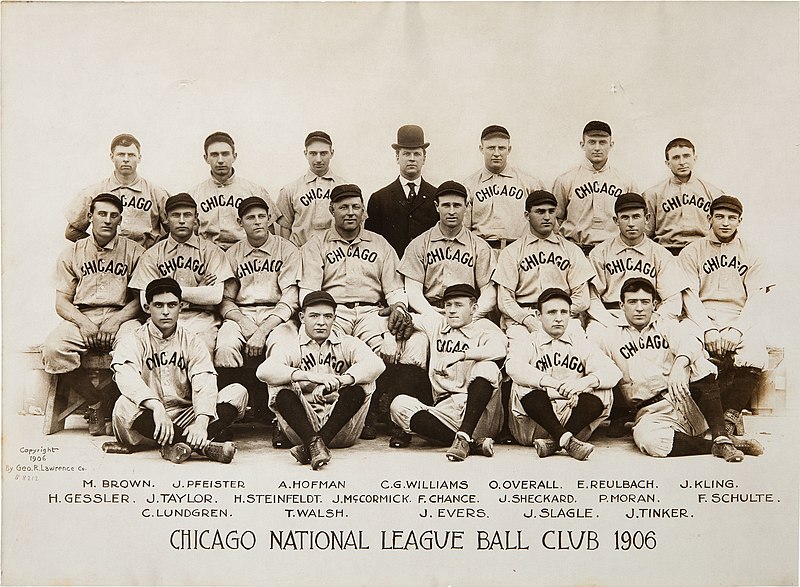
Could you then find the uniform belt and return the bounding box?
[237,303,276,307]
[603,301,621,310]
[485,239,510,250]
[340,301,381,309]
[631,390,668,412]
[75,304,123,311]
[665,246,684,257]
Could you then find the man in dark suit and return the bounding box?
[366,125,439,258]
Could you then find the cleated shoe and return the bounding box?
[359,423,377,440]
[389,426,412,449]
[160,442,192,464]
[446,434,470,462]
[469,437,494,457]
[272,423,291,449]
[86,402,107,436]
[564,436,594,461]
[102,441,135,454]
[732,437,764,456]
[605,418,630,438]
[533,439,561,458]
[290,443,310,465]
[712,439,744,462]
[308,436,331,470]
[202,441,237,464]
[724,409,745,436]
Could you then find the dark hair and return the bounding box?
[664,137,695,160]
[620,278,659,303]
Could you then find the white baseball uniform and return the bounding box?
[274,170,347,247]
[643,176,723,249]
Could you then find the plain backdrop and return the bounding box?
[2,1,798,355]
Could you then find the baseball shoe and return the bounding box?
[290,443,310,465]
[308,436,331,470]
[160,442,193,464]
[359,423,377,440]
[605,418,630,438]
[732,437,764,456]
[86,401,107,436]
[724,409,745,436]
[202,441,237,464]
[272,422,291,449]
[102,441,135,454]
[495,430,515,445]
[712,439,744,462]
[389,426,412,449]
[533,439,561,458]
[469,437,494,457]
[446,434,470,462]
[564,436,594,461]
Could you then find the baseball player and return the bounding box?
[506,288,622,459]
[643,138,724,255]
[587,193,689,332]
[590,277,763,461]
[553,121,638,253]
[390,284,508,461]
[300,183,422,439]
[399,180,496,319]
[215,196,300,369]
[365,125,438,258]
[43,193,144,435]
[680,195,774,436]
[129,193,234,355]
[274,131,347,247]
[492,190,595,338]
[463,125,545,250]
[65,133,169,249]
[189,131,274,250]
[256,291,386,470]
[103,278,248,464]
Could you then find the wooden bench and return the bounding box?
[42,352,115,435]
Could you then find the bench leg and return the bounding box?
[42,372,91,435]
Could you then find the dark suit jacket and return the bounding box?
[365,177,438,259]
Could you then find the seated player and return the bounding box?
[43,193,144,435]
[256,291,386,470]
[129,193,234,355]
[505,288,622,460]
[105,278,248,463]
[591,277,763,461]
[389,284,508,461]
[680,195,775,436]
[215,196,300,369]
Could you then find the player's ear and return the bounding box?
[479,143,484,154]
[232,150,238,162]
[180,301,189,311]
[609,139,615,149]
[237,216,244,228]
[507,144,513,154]
[143,302,150,312]
[330,148,335,158]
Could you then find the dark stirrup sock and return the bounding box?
[690,374,727,439]
[318,386,366,446]
[459,377,494,437]
[668,431,713,457]
[273,388,317,444]
[565,393,604,435]
[409,411,455,446]
[206,402,239,440]
[519,389,567,440]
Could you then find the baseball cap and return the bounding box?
[110,133,141,152]
[204,131,235,152]
[145,277,183,303]
[537,287,572,311]
[305,131,332,147]
[481,125,510,140]
[583,120,612,136]
[614,193,646,214]
[91,192,123,213]
[710,195,743,215]
[442,283,480,301]
[435,180,468,200]
[165,193,197,213]
[525,190,558,210]
[330,184,363,203]
[620,277,659,302]
[301,290,337,310]
[238,196,270,218]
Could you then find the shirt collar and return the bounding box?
[166,234,201,251]
[210,170,236,187]
[92,234,119,251]
[479,166,514,182]
[304,169,335,183]
[243,235,273,256]
[440,318,475,336]
[609,235,650,255]
[668,173,694,186]
[707,233,739,246]
[581,159,609,173]
[299,329,341,347]
[326,227,371,244]
[430,223,468,244]
[522,230,561,246]
[146,320,176,341]
[108,174,143,192]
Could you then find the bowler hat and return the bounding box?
[392,125,429,150]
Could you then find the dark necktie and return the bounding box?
[407,182,417,201]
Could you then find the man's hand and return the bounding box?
[200,273,218,286]
[245,329,268,358]
[559,380,590,397]
[667,361,692,412]
[95,319,121,352]
[380,303,413,340]
[379,333,400,364]
[184,416,210,449]
[433,352,464,377]
[150,403,174,446]
[238,316,260,340]
[719,328,743,354]
[79,321,101,351]
[307,372,342,392]
[704,329,723,357]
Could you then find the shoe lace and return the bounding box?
[309,440,322,460]
[87,407,99,424]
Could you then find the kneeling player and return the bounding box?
[390,284,508,461]
[506,288,622,460]
[591,278,762,461]
[257,291,385,470]
[105,278,248,463]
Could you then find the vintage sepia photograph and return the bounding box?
[2,2,799,585]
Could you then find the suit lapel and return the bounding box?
[407,178,431,213]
